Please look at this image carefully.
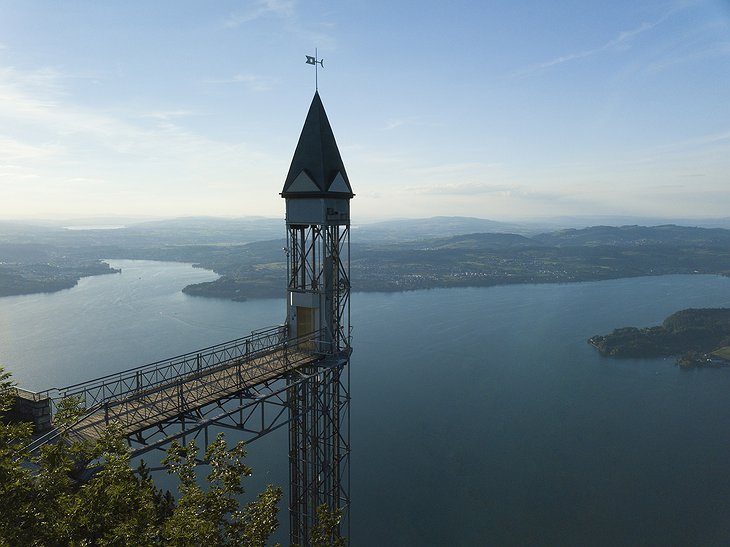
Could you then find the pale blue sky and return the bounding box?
[0,0,728,221]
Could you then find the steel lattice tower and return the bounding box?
[281,91,353,544]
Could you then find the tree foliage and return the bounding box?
[310,504,345,547]
[0,367,284,546]
[0,367,346,545]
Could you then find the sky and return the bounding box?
[0,0,729,223]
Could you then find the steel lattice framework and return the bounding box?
[286,221,351,544]
[27,327,334,459]
[287,224,350,349]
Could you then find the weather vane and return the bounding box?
[305,48,324,91]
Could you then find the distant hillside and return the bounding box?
[411,232,544,251]
[357,216,730,241]
[533,225,730,247]
[349,224,730,293]
[355,216,529,241]
[4,221,730,300]
[527,215,730,231]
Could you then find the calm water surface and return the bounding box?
[2,261,730,546]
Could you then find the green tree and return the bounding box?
[0,367,283,546]
[0,367,35,546]
[310,504,346,547]
[161,436,282,546]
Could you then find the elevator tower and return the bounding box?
[282,91,353,543]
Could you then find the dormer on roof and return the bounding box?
[281,91,354,199]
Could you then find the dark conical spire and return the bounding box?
[281,91,354,198]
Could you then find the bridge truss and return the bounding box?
[28,324,351,542]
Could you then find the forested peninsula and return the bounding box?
[181,224,730,300]
[589,308,730,367]
[0,261,120,297]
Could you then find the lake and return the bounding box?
[2,260,730,545]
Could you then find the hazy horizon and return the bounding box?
[4,212,730,232]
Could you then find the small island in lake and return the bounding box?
[588,308,730,368]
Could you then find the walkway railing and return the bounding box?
[21,325,342,456]
[37,325,298,413]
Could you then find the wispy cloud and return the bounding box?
[690,130,730,146]
[0,66,66,109]
[513,15,667,77]
[0,63,279,215]
[224,0,296,28]
[0,67,147,148]
[407,182,517,196]
[406,162,498,177]
[204,73,275,92]
[0,136,62,161]
[139,111,194,121]
[384,119,407,130]
[0,66,232,158]
[638,129,730,159]
[383,117,435,131]
[223,1,336,51]
[646,40,730,72]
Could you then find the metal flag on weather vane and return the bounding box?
[306,50,324,91]
[305,55,323,67]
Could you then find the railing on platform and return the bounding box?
[21,325,341,457]
[36,325,323,414]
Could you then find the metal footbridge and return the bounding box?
[27,326,347,459]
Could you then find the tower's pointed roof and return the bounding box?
[281,91,354,199]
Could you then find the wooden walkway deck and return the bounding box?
[66,345,321,445]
